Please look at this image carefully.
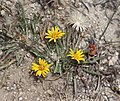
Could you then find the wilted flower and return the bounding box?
[67,48,85,64]
[67,11,90,32]
[32,58,51,77]
[45,26,65,42]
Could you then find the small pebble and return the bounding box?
[0,50,3,56]
[108,56,111,60]
[19,97,23,101]
[118,85,120,91]
[28,88,30,91]
[13,92,17,94]
[101,36,104,40]
[99,66,104,70]
[102,59,107,64]
[58,7,63,10]
[36,97,40,101]
[1,10,5,16]
[6,1,12,5]
[6,87,10,91]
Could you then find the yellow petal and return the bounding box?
[70,48,74,55]
[52,27,55,32]
[47,30,51,34]
[55,26,59,32]
[80,58,85,61]
[77,60,80,64]
[49,38,54,42]
[47,64,51,67]
[44,67,50,72]
[38,58,42,64]
[32,66,39,71]
[45,33,50,35]
[54,39,56,42]
[80,54,84,57]
[42,72,46,77]
[67,54,72,56]
[32,63,39,67]
[70,48,74,52]
[36,70,42,76]
[71,57,75,59]
[61,32,65,35]
[76,48,78,51]
[45,36,52,38]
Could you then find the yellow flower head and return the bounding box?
[32,58,51,77]
[45,26,65,42]
[67,48,85,64]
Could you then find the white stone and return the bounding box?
[102,59,108,64]
[115,51,119,56]
[13,92,17,94]
[1,10,5,16]
[0,50,3,56]
[6,1,12,5]
[36,97,40,101]
[109,52,119,66]
[108,56,111,60]
[118,84,120,91]
[58,7,63,10]
[19,97,23,101]
[99,66,104,70]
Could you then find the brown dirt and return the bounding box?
[0,0,120,101]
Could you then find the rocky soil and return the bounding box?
[0,0,120,101]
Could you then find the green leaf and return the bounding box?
[54,59,62,75]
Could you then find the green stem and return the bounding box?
[82,68,102,76]
[99,10,116,40]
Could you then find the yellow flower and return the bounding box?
[67,48,85,64]
[45,26,65,42]
[32,58,51,77]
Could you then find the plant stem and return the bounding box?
[99,10,116,40]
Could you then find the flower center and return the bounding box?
[74,54,79,59]
[39,66,45,70]
[52,32,59,38]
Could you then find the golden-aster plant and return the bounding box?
[67,48,85,64]
[30,25,86,76]
[45,26,65,42]
[32,58,51,77]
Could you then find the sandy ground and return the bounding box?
[0,0,120,101]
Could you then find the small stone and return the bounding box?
[18,97,23,101]
[28,88,30,91]
[58,7,63,10]
[115,51,119,56]
[6,87,10,91]
[21,49,24,51]
[47,10,50,14]
[76,75,79,79]
[0,50,3,56]
[101,36,104,40]
[108,56,111,60]
[102,59,108,64]
[118,85,120,91]
[1,10,5,16]
[101,28,104,31]
[46,90,53,95]
[36,97,40,101]
[13,92,17,94]
[6,1,12,5]
[25,97,27,100]
[99,66,104,70]
[19,91,23,95]
[44,6,47,9]
[109,52,119,66]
